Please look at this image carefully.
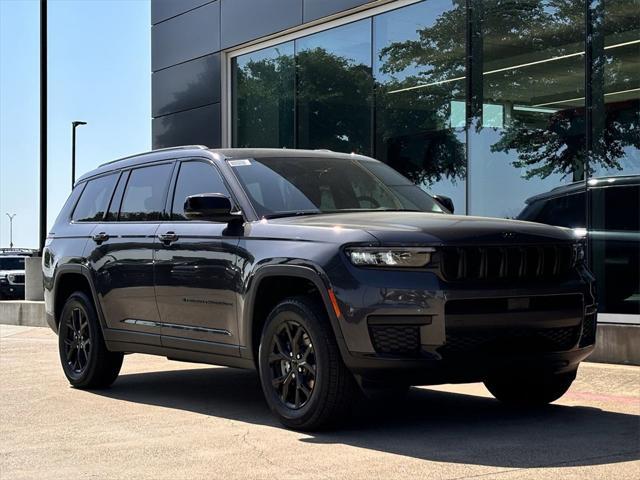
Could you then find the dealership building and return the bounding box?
[151,0,639,323]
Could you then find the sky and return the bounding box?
[0,0,150,249]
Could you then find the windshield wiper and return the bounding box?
[262,210,323,219]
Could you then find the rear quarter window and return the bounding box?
[72,174,118,222]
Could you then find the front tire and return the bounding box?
[258,296,358,430]
[484,369,577,406]
[58,291,123,389]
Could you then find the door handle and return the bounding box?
[158,232,178,244]
[92,232,110,244]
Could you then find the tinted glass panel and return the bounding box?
[374,0,466,212]
[119,164,173,221]
[232,43,295,148]
[72,174,118,222]
[531,193,586,229]
[172,162,231,219]
[469,0,585,219]
[296,20,372,154]
[588,0,640,315]
[229,157,443,218]
[0,257,25,270]
[105,172,128,221]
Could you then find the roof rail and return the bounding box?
[98,145,208,168]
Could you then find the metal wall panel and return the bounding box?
[151,0,214,25]
[220,0,303,49]
[303,0,375,22]
[152,54,220,117]
[152,1,220,71]
[152,103,221,149]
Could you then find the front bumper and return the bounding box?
[330,265,597,384]
[0,283,24,299]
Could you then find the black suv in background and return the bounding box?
[518,175,639,314]
[44,147,596,430]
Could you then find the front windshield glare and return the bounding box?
[228,157,443,218]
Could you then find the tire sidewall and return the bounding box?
[58,291,101,387]
[258,300,331,426]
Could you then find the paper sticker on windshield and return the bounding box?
[228,159,251,167]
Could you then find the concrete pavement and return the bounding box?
[1,325,638,480]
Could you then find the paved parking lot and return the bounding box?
[1,324,638,480]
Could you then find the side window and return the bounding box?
[171,161,231,220]
[119,163,173,221]
[72,174,118,222]
[536,192,586,229]
[105,171,129,221]
[591,186,640,232]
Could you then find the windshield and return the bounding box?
[228,157,443,218]
[0,257,25,270]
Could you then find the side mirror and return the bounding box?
[433,194,454,214]
[184,193,242,223]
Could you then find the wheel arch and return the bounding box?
[242,265,345,363]
[53,265,106,331]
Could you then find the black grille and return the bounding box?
[439,244,574,282]
[438,326,580,358]
[579,313,597,347]
[370,325,420,356]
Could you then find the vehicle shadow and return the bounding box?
[95,366,640,469]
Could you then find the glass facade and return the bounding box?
[231,0,640,316]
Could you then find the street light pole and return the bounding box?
[5,213,16,249]
[71,121,87,188]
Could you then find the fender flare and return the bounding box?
[241,264,345,361]
[52,263,107,331]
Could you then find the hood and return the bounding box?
[271,211,577,245]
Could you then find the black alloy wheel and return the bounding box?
[62,306,92,377]
[58,292,123,389]
[258,296,359,430]
[268,320,317,410]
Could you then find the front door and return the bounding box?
[154,159,242,355]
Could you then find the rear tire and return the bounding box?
[258,296,358,430]
[58,291,123,389]
[484,369,576,406]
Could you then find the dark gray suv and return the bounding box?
[44,146,596,430]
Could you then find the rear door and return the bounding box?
[154,159,242,355]
[87,162,174,338]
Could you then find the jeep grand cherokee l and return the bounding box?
[44,146,597,430]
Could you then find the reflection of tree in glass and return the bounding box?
[375,0,466,186]
[234,49,295,148]
[491,100,640,180]
[296,47,372,154]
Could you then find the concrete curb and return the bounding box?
[0,301,47,327]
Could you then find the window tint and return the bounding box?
[171,161,230,220]
[230,157,442,218]
[0,257,25,270]
[592,186,640,232]
[105,172,129,221]
[535,193,586,229]
[119,164,173,221]
[72,174,118,222]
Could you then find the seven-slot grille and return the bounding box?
[439,244,574,282]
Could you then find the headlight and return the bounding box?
[346,247,435,267]
[573,242,586,265]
